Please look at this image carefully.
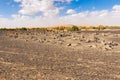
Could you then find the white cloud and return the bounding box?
[66,9,76,14]
[18,0,58,16]
[14,0,71,16]
[14,0,21,2]
[112,5,120,11]
[89,10,108,17]
[54,0,71,3]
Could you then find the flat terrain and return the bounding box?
[0,30,120,80]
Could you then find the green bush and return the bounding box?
[20,27,27,30]
[0,28,7,30]
[69,26,79,31]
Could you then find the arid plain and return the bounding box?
[0,28,120,80]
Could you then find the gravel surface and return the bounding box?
[0,30,120,80]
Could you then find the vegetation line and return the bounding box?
[0,25,120,31]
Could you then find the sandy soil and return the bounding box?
[0,30,120,80]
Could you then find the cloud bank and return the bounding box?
[0,0,120,28]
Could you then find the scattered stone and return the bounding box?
[104,41,119,46]
[60,34,63,37]
[94,37,100,42]
[88,45,96,48]
[65,77,74,80]
[85,39,91,43]
[25,39,28,42]
[103,45,112,50]
[67,43,71,46]
[100,40,106,44]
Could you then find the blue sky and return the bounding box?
[1,0,120,17]
[0,0,120,28]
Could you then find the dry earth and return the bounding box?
[0,30,120,80]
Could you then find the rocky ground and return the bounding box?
[0,30,120,80]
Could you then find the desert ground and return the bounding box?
[0,29,120,80]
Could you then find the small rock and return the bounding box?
[111,42,118,46]
[103,45,112,50]
[105,41,118,46]
[67,43,71,46]
[85,39,91,43]
[25,39,28,42]
[65,77,74,80]
[88,45,96,48]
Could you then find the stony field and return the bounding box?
[0,30,120,80]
